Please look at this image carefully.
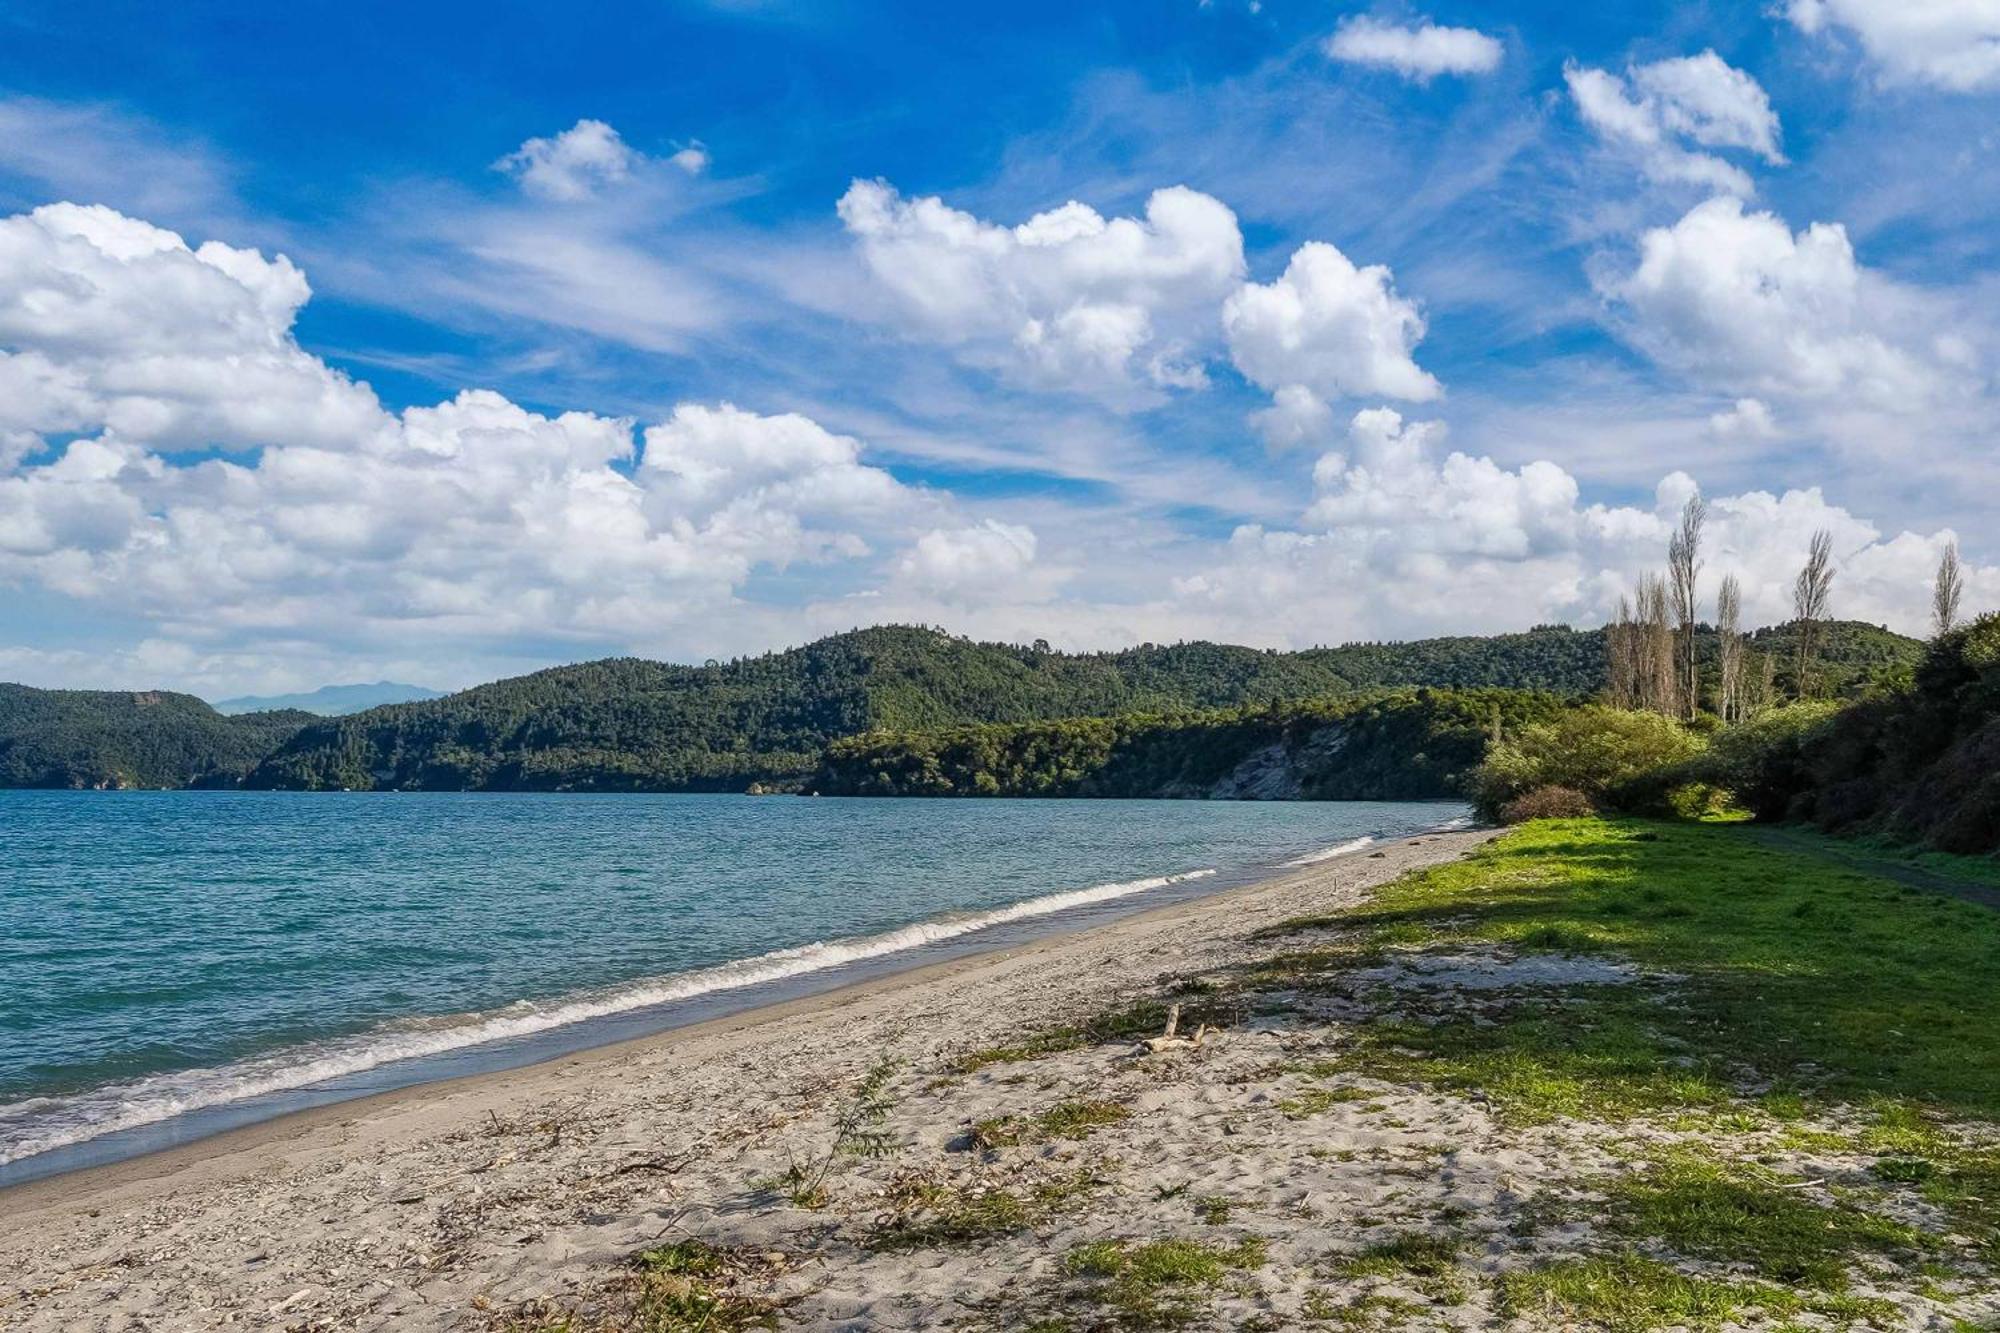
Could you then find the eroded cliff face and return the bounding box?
[1204,725,1352,800]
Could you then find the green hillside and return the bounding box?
[0,686,312,789]
[810,688,1569,800]
[2,620,1923,793]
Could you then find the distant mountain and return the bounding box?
[213,682,443,716]
[0,686,312,789]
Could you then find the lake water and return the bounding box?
[0,791,1469,1182]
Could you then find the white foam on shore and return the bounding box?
[0,867,1216,1168]
[1282,836,1376,866]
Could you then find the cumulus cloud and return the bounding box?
[897,519,1040,596]
[0,204,951,662]
[1606,196,1961,406]
[1323,16,1504,81]
[1171,407,1995,643]
[1786,0,2000,91]
[0,203,385,460]
[836,179,1244,397]
[1223,241,1440,445]
[1566,52,1784,195]
[495,119,641,201]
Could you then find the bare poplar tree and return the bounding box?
[1750,649,1775,718]
[1668,495,1707,717]
[1637,574,1678,715]
[1934,540,1965,638]
[1606,596,1641,708]
[1715,574,1744,723]
[1791,529,1835,700]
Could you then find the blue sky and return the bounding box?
[0,0,1995,695]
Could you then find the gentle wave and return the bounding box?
[0,867,1215,1167]
[1282,836,1376,866]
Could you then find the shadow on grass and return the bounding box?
[1251,817,2000,1124]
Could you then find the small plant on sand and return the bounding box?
[954,996,1236,1073]
[629,1240,780,1333]
[870,1168,1102,1251]
[778,1056,900,1208]
[1277,1086,1371,1119]
[1301,1290,1422,1326]
[1332,1231,1467,1303]
[1064,1237,1266,1329]
[973,1098,1129,1149]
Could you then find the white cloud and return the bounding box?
[496,119,641,201]
[1170,407,1995,643]
[1566,52,1783,196]
[897,519,1040,596]
[668,142,711,175]
[0,204,959,666]
[1607,196,1960,406]
[0,203,385,459]
[1323,16,1504,81]
[1708,397,1780,439]
[1786,0,2000,91]
[1223,241,1441,441]
[836,179,1245,398]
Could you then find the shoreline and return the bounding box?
[0,833,1454,1213]
[0,808,1468,1191]
[0,828,1492,1331]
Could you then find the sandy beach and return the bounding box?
[0,831,1495,1330]
[10,822,1995,1333]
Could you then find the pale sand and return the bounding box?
[0,831,1500,1330]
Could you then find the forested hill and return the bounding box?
[0,686,312,789]
[241,621,1920,793]
[810,689,1571,801]
[0,621,1922,791]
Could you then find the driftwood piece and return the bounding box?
[1136,1002,1209,1055]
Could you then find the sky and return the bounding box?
[0,0,1997,697]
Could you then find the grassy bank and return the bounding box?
[1265,817,2000,1121]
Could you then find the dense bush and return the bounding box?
[1497,785,1596,823]
[812,689,1567,800]
[1683,702,1843,820]
[1774,614,2000,852]
[1474,707,1705,818]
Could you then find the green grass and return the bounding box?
[1331,1231,1467,1302]
[972,1098,1129,1149]
[1495,1253,1885,1332]
[1604,1152,1928,1288]
[1063,1237,1268,1329]
[1266,817,2000,1123]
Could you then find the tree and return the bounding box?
[1605,596,1641,708]
[1933,541,1964,639]
[1668,495,1707,717]
[1715,574,1744,723]
[1791,529,1835,700]
[1636,574,1678,715]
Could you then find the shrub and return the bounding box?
[1689,702,1842,820]
[1475,707,1704,817]
[1498,784,1596,823]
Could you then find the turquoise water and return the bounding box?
[0,791,1467,1177]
